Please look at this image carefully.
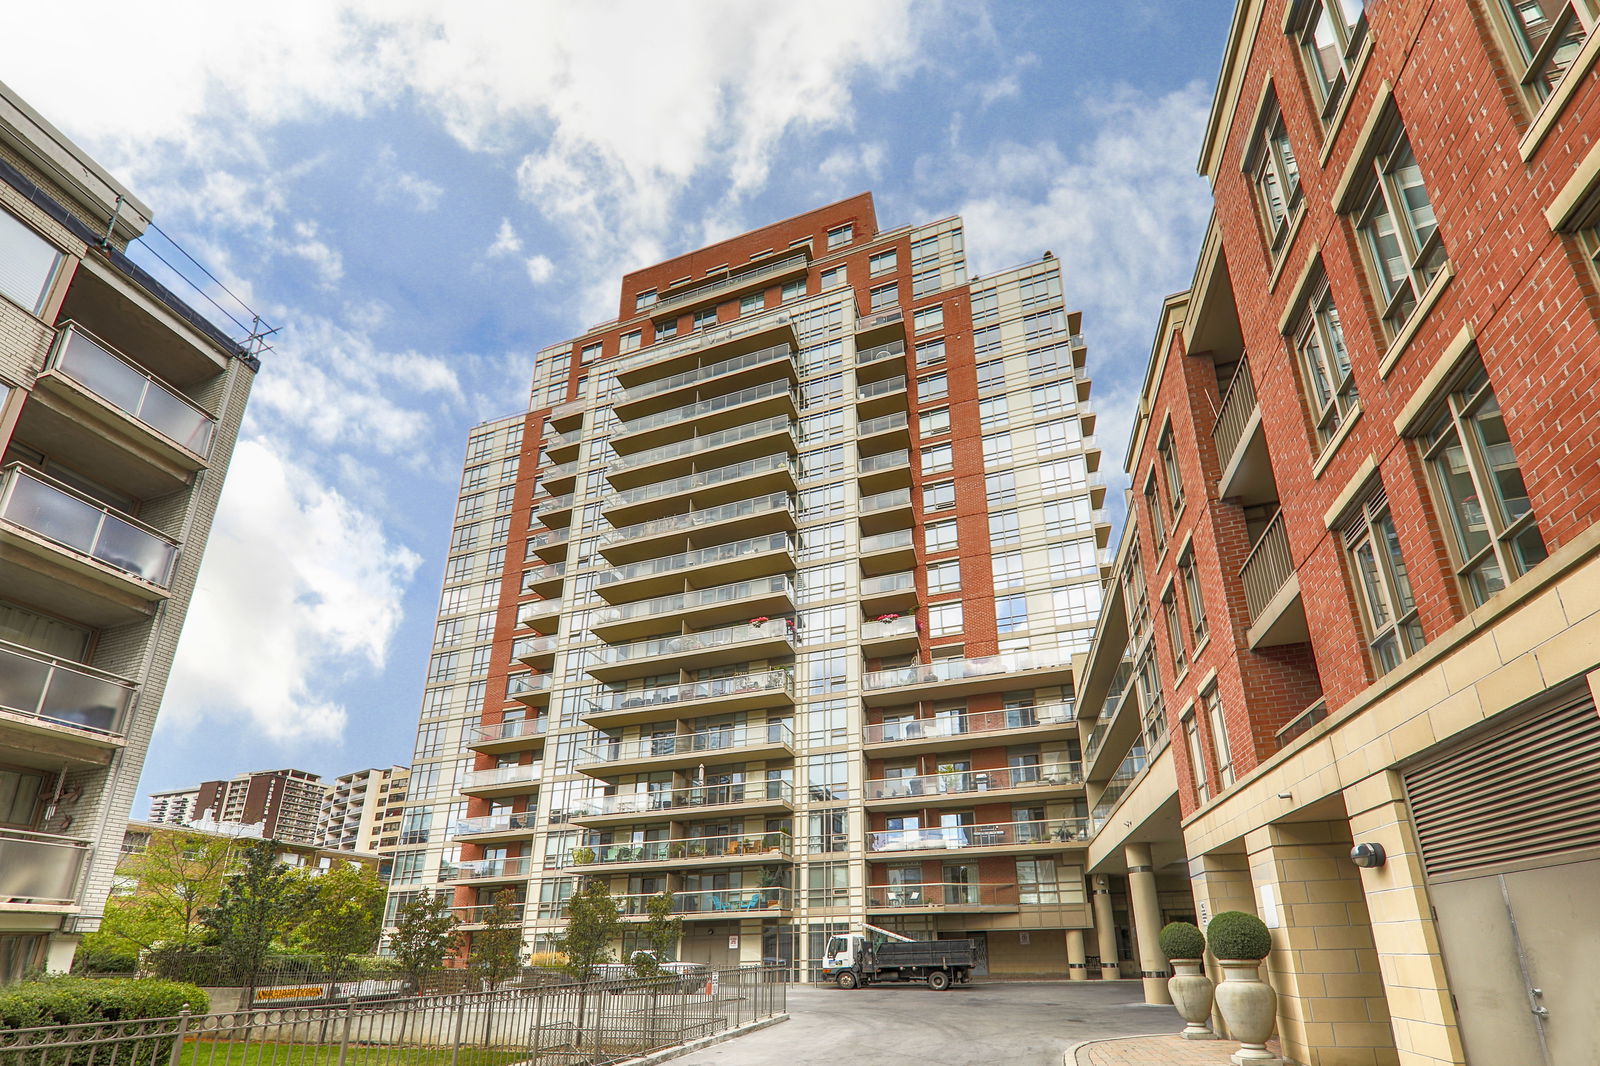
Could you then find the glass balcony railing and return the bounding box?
[473,718,547,745]
[856,376,906,401]
[859,487,911,514]
[451,812,538,837]
[452,856,534,879]
[580,721,794,765]
[512,635,558,660]
[528,529,570,551]
[865,883,1014,909]
[855,339,905,366]
[863,702,1076,745]
[0,638,135,738]
[524,563,565,587]
[0,464,178,587]
[864,763,1083,802]
[611,416,795,474]
[858,450,909,474]
[540,461,578,482]
[868,818,1089,853]
[600,494,793,547]
[591,620,795,669]
[535,493,574,515]
[575,830,794,867]
[593,576,792,627]
[517,599,563,626]
[856,309,904,332]
[858,411,908,437]
[588,669,794,715]
[860,528,914,555]
[615,380,796,440]
[0,828,90,906]
[631,887,789,915]
[861,571,914,596]
[543,427,581,451]
[50,324,217,457]
[861,615,918,642]
[453,902,527,925]
[598,533,793,588]
[506,673,552,698]
[568,780,794,819]
[618,343,794,405]
[602,453,794,511]
[462,763,543,790]
[618,311,796,373]
[864,648,1072,691]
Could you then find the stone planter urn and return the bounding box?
[1167,959,1216,1039]
[1206,911,1281,1066]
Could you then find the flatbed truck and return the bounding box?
[821,926,975,991]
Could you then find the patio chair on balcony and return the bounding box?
[737,892,765,911]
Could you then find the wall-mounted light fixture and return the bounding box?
[1350,842,1387,869]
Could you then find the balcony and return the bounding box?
[577,722,795,775]
[512,634,558,669]
[524,562,565,597]
[865,883,1019,914]
[547,398,584,429]
[1240,510,1307,648]
[854,339,906,385]
[468,717,548,754]
[855,375,907,418]
[861,614,919,656]
[858,487,912,535]
[0,464,178,626]
[21,323,217,499]
[568,780,794,826]
[573,830,794,871]
[597,533,795,603]
[587,619,796,684]
[856,410,910,452]
[534,493,575,527]
[617,887,791,919]
[590,575,795,642]
[0,828,91,909]
[860,571,917,616]
[453,901,526,928]
[607,416,796,489]
[611,380,798,453]
[542,426,581,460]
[446,856,534,883]
[585,669,795,728]
[864,649,1073,707]
[864,702,1077,753]
[614,343,798,420]
[652,254,809,317]
[506,672,553,708]
[868,818,1090,857]
[460,762,543,797]
[599,493,796,565]
[857,449,910,494]
[528,528,570,561]
[540,461,579,494]
[617,309,798,384]
[0,638,133,758]
[516,598,563,630]
[600,453,796,527]
[1213,357,1276,507]
[859,528,915,576]
[451,812,539,840]
[864,763,1083,809]
[855,308,905,344]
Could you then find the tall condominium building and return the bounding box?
[318,765,411,853]
[1067,3,1600,1065]
[387,194,1112,977]
[0,80,258,980]
[146,768,325,846]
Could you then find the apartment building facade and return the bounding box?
[0,81,258,980]
[318,765,410,853]
[1074,3,1600,1065]
[387,194,1112,976]
[147,768,326,846]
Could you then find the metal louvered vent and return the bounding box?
[1404,697,1600,878]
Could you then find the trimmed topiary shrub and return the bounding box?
[1206,911,1272,961]
[0,977,208,1029]
[1158,921,1206,961]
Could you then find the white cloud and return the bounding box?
[282,221,345,289]
[487,218,523,257]
[371,146,444,211]
[160,439,421,744]
[524,255,555,285]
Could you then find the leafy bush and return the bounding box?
[1206,911,1272,961]
[0,977,208,1028]
[1158,921,1206,961]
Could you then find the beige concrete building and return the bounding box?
[317,765,410,853]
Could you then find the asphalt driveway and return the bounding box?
[674,980,1174,1066]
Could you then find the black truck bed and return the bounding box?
[870,939,975,968]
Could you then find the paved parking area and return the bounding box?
[673,980,1176,1066]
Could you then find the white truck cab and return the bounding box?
[820,933,864,978]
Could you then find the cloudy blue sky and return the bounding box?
[0,1,1232,803]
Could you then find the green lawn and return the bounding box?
[177,1043,528,1066]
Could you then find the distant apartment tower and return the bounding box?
[387,195,1111,977]
[146,769,324,846]
[318,765,411,853]
[0,80,258,979]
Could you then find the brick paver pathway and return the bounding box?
[1077,1034,1285,1065]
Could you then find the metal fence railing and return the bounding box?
[0,966,786,1066]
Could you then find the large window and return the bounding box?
[1418,357,1547,605]
[1143,475,1167,554]
[1343,492,1424,675]
[1249,99,1302,252]
[1183,712,1210,804]
[1162,588,1187,674]
[0,208,63,315]
[1294,279,1359,447]
[1496,0,1598,104]
[1291,0,1369,126]
[1178,549,1208,647]
[1353,128,1448,336]
[1016,859,1061,904]
[1158,425,1185,514]
[1202,685,1234,789]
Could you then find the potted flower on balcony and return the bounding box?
[1206,911,1280,1063]
[570,846,595,866]
[749,616,770,626]
[875,612,900,623]
[1158,921,1215,1040]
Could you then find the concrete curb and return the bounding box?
[1062,1033,1178,1066]
[612,1013,789,1065]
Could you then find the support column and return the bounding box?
[1126,843,1172,1005]
[1188,850,1255,1039]
[1065,928,1089,980]
[1091,874,1120,980]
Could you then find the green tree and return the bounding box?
[468,891,525,989]
[83,829,238,964]
[201,840,304,990]
[389,892,460,989]
[630,890,682,976]
[554,878,622,982]
[290,865,386,983]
